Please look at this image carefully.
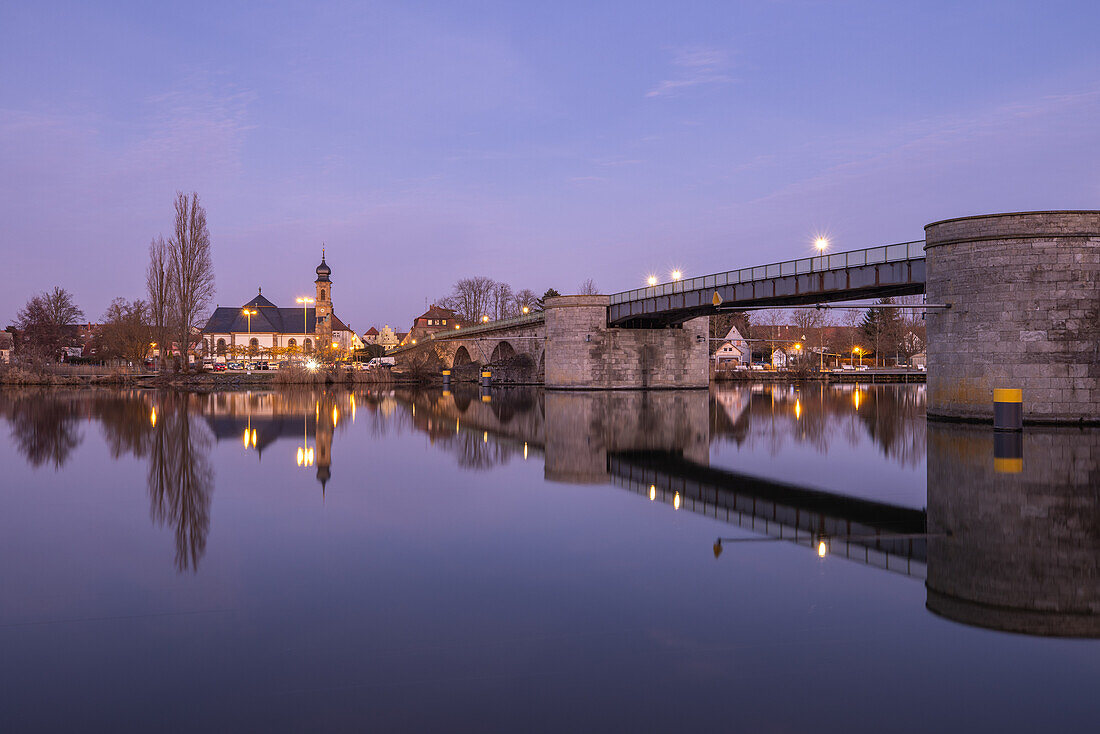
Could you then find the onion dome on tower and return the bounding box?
[315,250,331,282]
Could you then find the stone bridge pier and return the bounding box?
[926,211,1100,423]
[544,295,709,389]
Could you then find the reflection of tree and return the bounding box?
[711,384,927,468]
[147,393,213,572]
[1,390,84,469]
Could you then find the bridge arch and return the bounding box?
[490,340,516,364]
[452,345,475,368]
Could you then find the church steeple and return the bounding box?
[314,246,333,345]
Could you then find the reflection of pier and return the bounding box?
[609,451,927,578]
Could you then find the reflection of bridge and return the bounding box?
[393,387,927,577]
[609,451,926,578]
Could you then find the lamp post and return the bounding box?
[296,297,314,361]
[242,309,257,364]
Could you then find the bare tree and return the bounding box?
[578,278,599,295]
[14,287,85,361]
[146,235,173,369]
[513,288,539,314]
[440,276,496,324]
[168,193,215,372]
[99,298,152,365]
[491,281,515,320]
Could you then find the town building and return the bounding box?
[376,325,402,351]
[361,326,379,345]
[0,331,12,363]
[713,326,750,368]
[201,252,357,362]
[401,304,465,346]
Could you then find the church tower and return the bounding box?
[314,248,333,349]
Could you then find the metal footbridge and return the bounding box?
[608,240,926,327]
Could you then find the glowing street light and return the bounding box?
[296,297,314,360]
[647,275,658,286]
[815,236,829,252]
[522,306,530,314]
[671,270,682,281]
[481,315,490,323]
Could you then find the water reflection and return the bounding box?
[926,423,1100,637]
[2,384,1098,637]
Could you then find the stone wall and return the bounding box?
[925,211,1100,422]
[544,295,709,389]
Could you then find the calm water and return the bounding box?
[1,384,1098,732]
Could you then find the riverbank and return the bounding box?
[713,369,926,384]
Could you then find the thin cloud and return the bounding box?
[646,46,733,98]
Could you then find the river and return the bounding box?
[1,384,1098,732]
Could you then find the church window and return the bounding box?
[216,339,226,355]
[304,338,313,353]
[288,338,297,348]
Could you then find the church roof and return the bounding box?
[202,304,350,334]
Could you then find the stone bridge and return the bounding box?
[391,210,1100,419]
[391,298,710,389]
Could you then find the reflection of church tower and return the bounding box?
[315,395,335,494]
[314,249,333,349]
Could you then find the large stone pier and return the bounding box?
[925,211,1100,423]
[543,295,709,389]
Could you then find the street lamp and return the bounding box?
[242,309,257,362]
[815,236,829,253]
[647,275,658,286]
[853,346,863,367]
[522,306,530,315]
[482,315,490,323]
[671,270,682,281]
[296,297,314,362]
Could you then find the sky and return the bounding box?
[2,0,1098,331]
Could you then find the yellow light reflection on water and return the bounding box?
[817,540,827,558]
[795,399,801,420]
[332,406,339,427]
[523,442,528,460]
[149,408,156,427]
[649,485,656,501]
[483,431,488,443]
[853,390,862,411]
[297,447,304,466]
[673,492,681,510]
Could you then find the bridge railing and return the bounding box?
[608,240,925,305]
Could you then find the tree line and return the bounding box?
[436,277,598,324]
[710,296,926,366]
[7,192,214,370]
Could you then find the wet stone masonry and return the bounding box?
[925,211,1100,423]
[543,295,709,389]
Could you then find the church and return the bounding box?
[201,252,360,362]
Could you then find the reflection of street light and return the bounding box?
[817,539,828,557]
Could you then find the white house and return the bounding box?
[713,326,750,368]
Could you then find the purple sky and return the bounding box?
[2,0,1098,331]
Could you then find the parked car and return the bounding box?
[366,357,396,369]
[227,362,244,370]
[210,363,227,372]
